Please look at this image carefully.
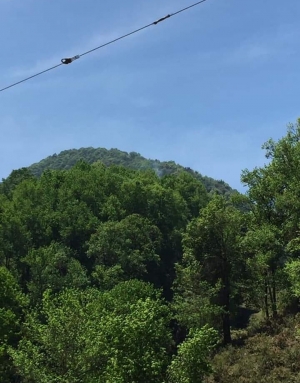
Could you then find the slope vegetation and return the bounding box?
[27,147,235,196]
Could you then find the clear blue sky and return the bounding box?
[0,0,299,191]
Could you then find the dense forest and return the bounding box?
[27,147,235,197]
[1,120,300,382]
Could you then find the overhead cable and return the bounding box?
[0,0,208,93]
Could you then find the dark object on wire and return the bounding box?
[0,0,208,93]
[61,55,80,64]
[153,15,171,25]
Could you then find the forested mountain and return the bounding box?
[27,147,235,196]
[1,120,300,382]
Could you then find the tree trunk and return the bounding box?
[222,310,232,344]
[264,280,269,319]
[271,269,278,317]
[221,261,232,344]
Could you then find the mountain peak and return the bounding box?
[27,147,235,196]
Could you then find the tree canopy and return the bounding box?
[25,147,236,197]
[2,120,300,382]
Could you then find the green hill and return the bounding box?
[27,147,236,196]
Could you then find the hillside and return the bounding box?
[1,122,300,383]
[27,147,235,196]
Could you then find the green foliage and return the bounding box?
[91,264,125,290]
[0,266,27,382]
[87,214,161,282]
[3,120,300,382]
[0,158,212,302]
[25,147,236,197]
[23,242,89,304]
[285,260,300,298]
[167,326,218,383]
[241,120,300,318]
[241,119,300,243]
[0,192,32,272]
[161,171,209,218]
[172,258,223,330]
[178,195,246,343]
[0,168,35,198]
[10,281,172,383]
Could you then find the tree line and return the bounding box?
[1,119,300,382]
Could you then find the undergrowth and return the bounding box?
[205,313,300,383]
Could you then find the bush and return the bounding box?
[206,315,300,383]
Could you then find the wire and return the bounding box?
[0,63,64,92]
[0,0,208,93]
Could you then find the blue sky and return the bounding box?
[0,0,299,191]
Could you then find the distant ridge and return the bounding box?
[27,147,236,196]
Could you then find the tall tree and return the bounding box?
[241,222,284,318]
[241,119,300,314]
[241,119,300,246]
[179,195,245,344]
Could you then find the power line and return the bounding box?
[0,0,208,93]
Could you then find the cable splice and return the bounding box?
[61,55,80,65]
[153,15,171,25]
